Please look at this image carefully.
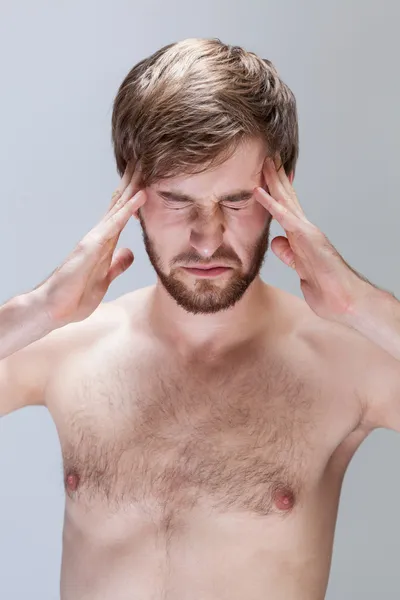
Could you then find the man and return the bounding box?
[1,37,400,600]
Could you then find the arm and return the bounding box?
[342,286,400,363]
[254,154,400,363]
[0,290,54,362]
[302,317,400,434]
[0,159,146,417]
[0,288,61,417]
[0,293,59,416]
[0,295,118,418]
[338,287,400,432]
[254,156,400,431]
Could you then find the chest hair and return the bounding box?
[57,345,320,519]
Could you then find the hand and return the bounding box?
[37,159,147,327]
[254,156,367,322]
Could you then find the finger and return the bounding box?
[111,167,144,217]
[107,247,135,284]
[113,159,136,198]
[263,158,297,214]
[254,186,301,233]
[106,160,136,213]
[120,159,137,188]
[106,189,147,235]
[273,156,293,196]
[270,235,296,269]
[106,159,139,216]
[91,190,147,246]
[107,180,140,218]
[263,157,303,218]
[108,189,123,213]
[272,156,304,216]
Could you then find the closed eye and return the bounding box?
[158,191,254,211]
[167,202,248,212]
[162,199,192,210]
[222,200,252,211]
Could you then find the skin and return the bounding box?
[12,137,400,599]
[132,138,294,356]
[137,138,274,319]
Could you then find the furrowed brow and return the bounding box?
[158,189,255,203]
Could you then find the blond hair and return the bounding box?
[112,38,299,187]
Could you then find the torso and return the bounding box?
[44,284,372,600]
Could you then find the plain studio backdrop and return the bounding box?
[0,0,399,598]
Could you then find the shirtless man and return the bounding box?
[2,38,400,600]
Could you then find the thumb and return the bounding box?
[270,236,296,269]
[107,247,134,284]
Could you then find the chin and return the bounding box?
[158,268,257,315]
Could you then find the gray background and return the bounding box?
[0,0,399,598]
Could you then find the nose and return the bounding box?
[189,206,225,258]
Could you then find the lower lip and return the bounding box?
[183,267,231,277]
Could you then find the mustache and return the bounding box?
[171,250,241,267]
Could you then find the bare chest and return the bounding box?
[47,338,352,520]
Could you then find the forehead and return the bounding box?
[150,138,267,199]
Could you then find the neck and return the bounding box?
[146,276,270,359]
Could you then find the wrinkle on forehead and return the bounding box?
[151,146,267,207]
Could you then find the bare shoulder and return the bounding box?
[41,287,151,413]
[297,301,400,434]
[271,287,370,415]
[281,288,400,435]
[272,289,383,461]
[44,286,152,360]
[273,286,383,373]
[46,296,124,352]
[0,293,135,417]
[285,291,367,388]
[47,285,154,365]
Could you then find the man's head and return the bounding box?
[111,38,298,314]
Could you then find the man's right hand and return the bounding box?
[37,159,147,328]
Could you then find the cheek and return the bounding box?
[246,199,271,223]
[140,206,189,257]
[225,202,270,235]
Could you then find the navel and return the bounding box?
[65,472,80,492]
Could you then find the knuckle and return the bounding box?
[75,238,89,253]
[110,191,123,210]
[103,210,119,230]
[107,211,119,230]
[124,182,136,198]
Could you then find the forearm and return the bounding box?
[344,284,400,362]
[0,290,55,361]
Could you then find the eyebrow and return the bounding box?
[158,189,255,203]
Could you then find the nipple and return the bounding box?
[273,487,295,512]
[65,472,80,492]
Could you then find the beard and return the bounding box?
[138,213,272,315]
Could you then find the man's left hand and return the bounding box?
[254,155,370,324]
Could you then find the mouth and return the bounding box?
[181,265,232,278]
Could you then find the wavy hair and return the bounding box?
[111,37,299,187]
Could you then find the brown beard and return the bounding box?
[138,212,272,315]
